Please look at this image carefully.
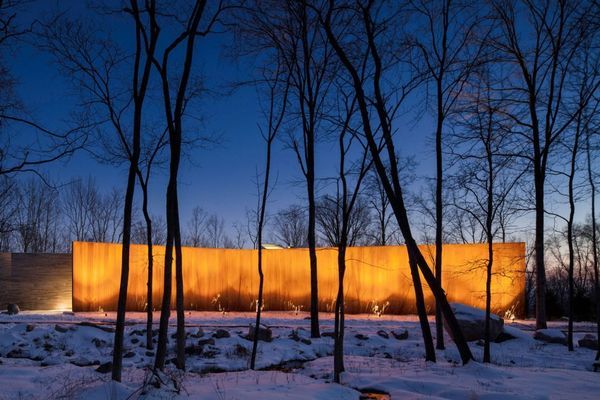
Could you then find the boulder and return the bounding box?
[26,324,35,332]
[191,327,205,338]
[578,334,598,350]
[377,330,389,339]
[7,303,19,315]
[54,324,69,333]
[248,324,272,342]
[95,361,112,374]
[444,303,504,342]
[212,329,230,339]
[71,357,99,367]
[198,338,216,346]
[391,329,409,340]
[534,329,567,345]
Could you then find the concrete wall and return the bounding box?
[73,242,526,316]
[0,252,72,311]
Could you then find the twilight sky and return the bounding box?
[7,1,437,238]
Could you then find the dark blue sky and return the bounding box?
[7,1,436,235]
[4,1,458,241]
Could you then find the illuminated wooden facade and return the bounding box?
[72,241,526,316]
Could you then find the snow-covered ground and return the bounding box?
[0,311,598,399]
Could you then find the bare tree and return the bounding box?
[186,206,209,247]
[409,0,489,351]
[489,0,600,330]
[0,176,15,251]
[319,0,473,364]
[316,193,371,247]
[151,0,232,373]
[449,68,524,363]
[586,109,600,360]
[89,188,123,243]
[271,205,308,247]
[62,177,97,242]
[250,59,291,370]
[15,178,61,253]
[40,0,160,380]
[205,214,226,248]
[0,1,87,180]
[326,87,371,382]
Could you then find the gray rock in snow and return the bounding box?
[444,303,504,342]
[248,324,272,342]
[377,330,389,339]
[534,329,567,345]
[213,329,231,339]
[7,303,19,315]
[54,324,69,333]
[391,330,409,340]
[578,334,598,350]
[95,361,112,374]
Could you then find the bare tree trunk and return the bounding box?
[484,235,493,363]
[435,109,444,350]
[112,159,138,382]
[307,172,320,338]
[566,126,581,351]
[141,185,154,350]
[333,245,346,383]
[587,130,600,360]
[409,244,436,361]
[154,195,173,370]
[534,162,547,329]
[173,189,185,369]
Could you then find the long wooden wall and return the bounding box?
[72,241,526,316]
[0,252,72,310]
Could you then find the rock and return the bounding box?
[131,338,139,344]
[92,338,107,348]
[288,329,311,344]
[54,324,69,333]
[355,334,369,341]
[248,324,272,342]
[78,321,114,333]
[534,329,567,345]
[185,344,204,356]
[391,330,409,340]
[71,357,99,367]
[145,351,155,357]
[578,334,598,350]
[41,356,62,366]
[494,330,517,343]
[198,338,216,346]
[7,303,20,315]
[130,329,145,336]
[6,348,29,358]
[124,351,135,358]
[95,362,112,373]
[64,350,74,357]
[213,329,230,339]
[444,303,504,342]
[321,331,335,338]
[191,327,205,338]
[26,324,35,332]
[377,330,389,339]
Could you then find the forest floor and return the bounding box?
[0,311,598,399]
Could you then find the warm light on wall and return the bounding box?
[72,241,526,316]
